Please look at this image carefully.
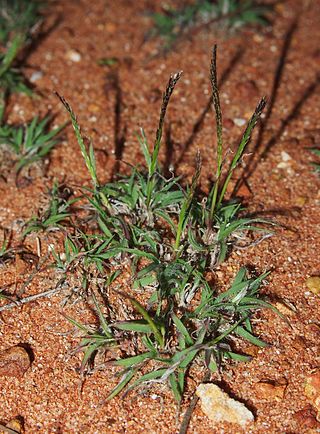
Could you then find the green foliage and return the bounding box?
[0,115,66,172]
[65,292,116,374]
[0,0,45,119]
[310,148,320,173]
[68,268,272,402]
[0,0,43,45]
[23,181,75,235]
[59,48,276,402]
[150,0,271,47]
[0,34,32,122]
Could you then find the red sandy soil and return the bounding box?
[0,0,320,433]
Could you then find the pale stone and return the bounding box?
[30,71,43,83]
[196,383,254,427]
[66,49,82,62]
[233,118,246,127]
[281,151,292,161]
[306,277,320,295]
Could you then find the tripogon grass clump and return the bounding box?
[55,47,278,403]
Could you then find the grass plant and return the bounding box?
[0,114,66,173]
[0,0,43,45]
[0,0,45,121]
[23,181,75,235]
[150,0,271,50]
[55,47,277,403]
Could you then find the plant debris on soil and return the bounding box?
[0,1,320,433]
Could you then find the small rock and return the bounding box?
[88,103,100,113]
[295,196,307,207]
[277,161,293,173]
[306,277,320,295]
[233,118,246,127]
[253,381,287,401]
[223,118,234,129]
[0,345,31,377]
[305,371,320,421]
[66,49,81,62]
[253,34,264,43]
[2,417,24,433]
[196,383,254,427]
[30,71,43,83]
[281,151,292,162]
[293,406,319,429]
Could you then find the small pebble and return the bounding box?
[30,71,43,83]
[306,277,320,295]
[295,197,307,207]
[0,346,31,378]
[66,49,82,62]
[196,383,254,427]
[88,104,100,113]
[223,118,234,129]
[233,118,246,127]
[281,151,292,162]
[293,406,319,429]
[3,417,24,433]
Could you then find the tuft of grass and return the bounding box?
[56,48,278,403]
[66,268,275,402]
[23,181,75,235]
[0,34,32,122]
[0,0,43,45]
[65,291,116,374]
[0,0,45,121]
[149,0,271,50]
[0,115,67,173]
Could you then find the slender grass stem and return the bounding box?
[146,72,182,208]
[0,34,24,78]
[57,93,111,210]
[216,97,266,208]
[209,45,223,220]
[174,152,201,252]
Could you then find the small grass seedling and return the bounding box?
[23,181,75,235]
[0,115,67,173]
